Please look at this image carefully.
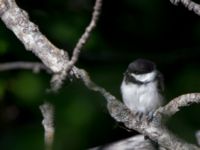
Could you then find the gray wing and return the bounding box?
[157,71,164,92]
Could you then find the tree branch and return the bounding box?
[40,102,54,150]
[65,0,102,73]
[0,62,50,73]
[0,0,69,73]
[50,0,102,91]
[76,67,117,103]
[170,0,200,16]
[89,135,157,150]
[0,0,102,92]
[157,93,200,118]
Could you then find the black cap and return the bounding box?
[127,59,156,74]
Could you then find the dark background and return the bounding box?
[0,0,200,149]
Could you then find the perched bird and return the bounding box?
[120,59,164,120]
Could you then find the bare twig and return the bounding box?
[157,93,200,118]
[170,0,200,16]
[40,102,54,150]
[50,71,67,92]
[65,0,102,72]
[76,67,117,103]
[0,62,50,73]
[50,0,103,91]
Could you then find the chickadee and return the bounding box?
[120,59,164,120]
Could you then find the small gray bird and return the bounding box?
[120,59,164,120]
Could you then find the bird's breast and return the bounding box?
[121,80,162,113]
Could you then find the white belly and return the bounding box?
[121,80,163,113]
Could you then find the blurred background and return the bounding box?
[0,0,200,149]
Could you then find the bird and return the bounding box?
[120,58,164,120]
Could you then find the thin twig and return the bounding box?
[157,93,200,118]
[40,102,54,150]
[76,67,117,103]
[50,0,102,92]
[0,62,50,73]
[170,0,200,16]
[65,0,102,72]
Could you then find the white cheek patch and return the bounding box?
[131,71,156,82]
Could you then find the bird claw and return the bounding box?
[146,111,154,122]
[135,111,144,120]
[135,111,155,123]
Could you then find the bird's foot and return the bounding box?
[135,111,155,123]
[135,111,144,121]
[146,111,154,122]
